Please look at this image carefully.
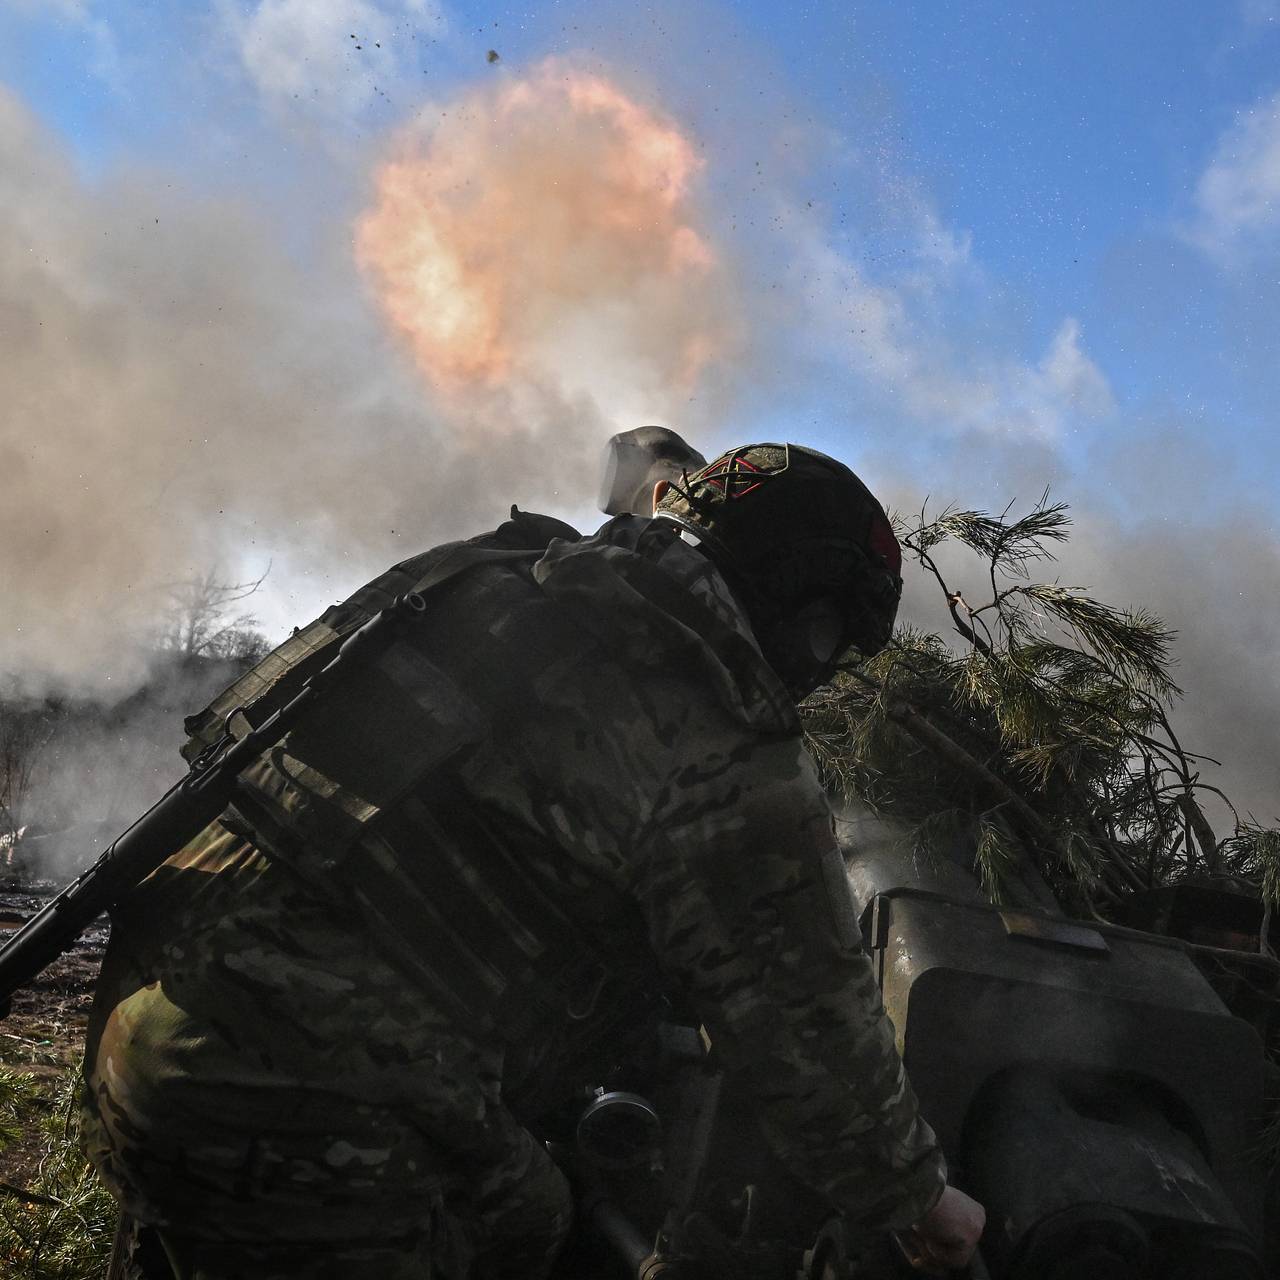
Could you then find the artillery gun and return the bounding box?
[543,807,1273,1280]
[551,431,1274,1279]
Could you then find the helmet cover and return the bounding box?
[654,443,902,695]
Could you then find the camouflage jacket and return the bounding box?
[89,512,943,1233]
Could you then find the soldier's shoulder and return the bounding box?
[531,519,798,736]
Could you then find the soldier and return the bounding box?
[82,442,984,1279]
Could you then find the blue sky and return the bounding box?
[1,0,1277,814]
[6,0,1279,453]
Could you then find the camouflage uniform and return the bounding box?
[82,513,944,1279]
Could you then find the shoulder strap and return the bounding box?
[181,511,580,761]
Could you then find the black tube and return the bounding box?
[585,1197,654,1277]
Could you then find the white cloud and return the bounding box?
[784,204,1112,438]
[1028,316,1115,421]
[1186,88,1280,264]
[1239,0,1280,26]
[220,0,447,121]
[2,0,123,90]
[907,205,974,275]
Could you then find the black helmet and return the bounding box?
[654,442,902,698]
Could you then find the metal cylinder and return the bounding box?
[1010,1205,1148,1280]
[1164,1235,1265,1280]
[576,1090,662,1171]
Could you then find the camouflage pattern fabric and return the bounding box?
[82,514,943,1276]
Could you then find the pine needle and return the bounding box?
[973,815,1021,905]
[1017,586,1177,696]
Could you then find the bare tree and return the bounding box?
[0,694,57,844]
[160,565,271,661]
[204,626,272,665]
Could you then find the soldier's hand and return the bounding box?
[896,1185,985,1274]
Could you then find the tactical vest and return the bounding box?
[181,507,584,763]
[181,510,656,1047]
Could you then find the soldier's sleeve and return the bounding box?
[631,725,946,1231]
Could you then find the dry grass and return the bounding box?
[0,922,116,1278]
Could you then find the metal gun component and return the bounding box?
[578,1090,664,1173]
[863,886,1267,1277]
[598,426,707,517]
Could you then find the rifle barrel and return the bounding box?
[0,594,425,1018]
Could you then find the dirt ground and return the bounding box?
[0,893,106,1190]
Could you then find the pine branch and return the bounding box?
[841,670,1050,835]
[929,502,1071,575]
[824,493,1253,916]
[1016,585,1176,695]
[838,664,1150,894]
[0,1179,65,1209]
[974,814,1022,904]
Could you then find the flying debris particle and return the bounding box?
[487,49,501,63]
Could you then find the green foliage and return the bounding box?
[934,501,1071,570]
[803,495,1280,916]
[1221,826,1280,908]
[1013,586,1176,696]
[0,1068,34,1151]
[0,1066,116,1279]
[973,815,1021,905]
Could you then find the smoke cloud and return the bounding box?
[355,60,738,428]
[0,8,1274,840]
[0,84,411,692]
[877,429,1280,828]
[0,59,735,701]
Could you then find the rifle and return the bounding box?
[0,592,427,1018]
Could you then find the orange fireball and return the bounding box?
[355,60,728,412]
